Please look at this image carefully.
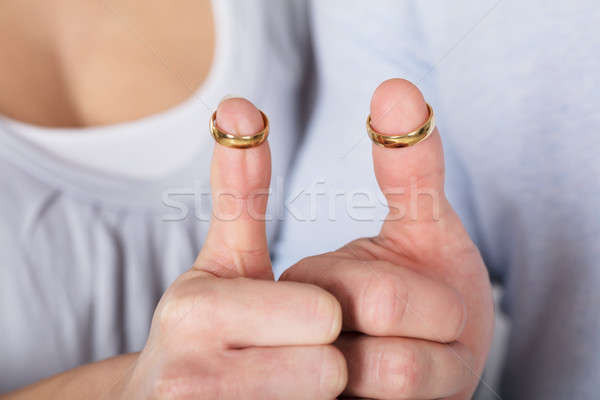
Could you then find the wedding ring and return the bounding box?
[210,110,269,148]
[367,103,436,148]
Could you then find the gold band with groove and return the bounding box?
[366,103,435,148]
[210,110,269,149]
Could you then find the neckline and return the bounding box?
[0,0,223,136]
[0,0,233,210]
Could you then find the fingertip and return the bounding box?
[320,345,349,398]
[210,96,271,192]
[448,290,468,343]
[370,78,429,135]
[313,287,343,344]
[216,97,264,138]
[328,293,344,342]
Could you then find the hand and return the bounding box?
[110,99,347,399]
[281,79,495,399]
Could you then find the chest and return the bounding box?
[0,0,214,127]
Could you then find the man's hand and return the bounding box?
[110,99,347,399]
[281,79,495,399]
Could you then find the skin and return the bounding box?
[282,79,495,399]
[5,99,348,400]
[0,1,494,398]
[3,87,494,400]
[0,0,214,127]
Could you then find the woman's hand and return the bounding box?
[109,98,347,399]
[5,98,347,400]
[280,79,495,399]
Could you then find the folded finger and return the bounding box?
[163,273,343,348]
[336,333,474,399]
[231,345,347,400]
[281,258,466,342]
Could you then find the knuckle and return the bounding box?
[154,280,220,335]
[360,273,408,334]
[152,361,222,399]
[371,345,422,397]
[280,256,315,281]
[445,292,467,342]
[154,291,180,333]
[318,345,348,398]
[152,375,190,399]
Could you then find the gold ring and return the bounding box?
[210,110,269,149]
[366,103,435,148]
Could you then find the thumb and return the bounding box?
[194,98,273,280]
[370,79,453,245]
